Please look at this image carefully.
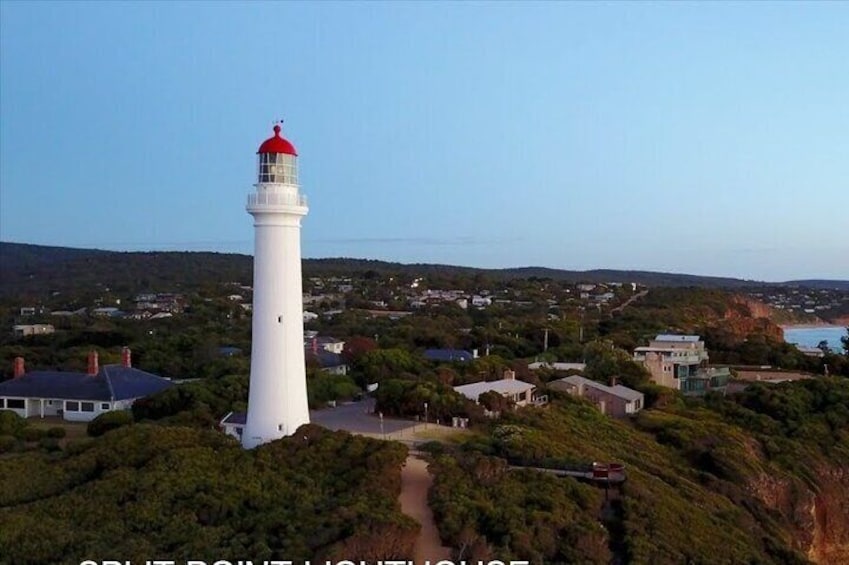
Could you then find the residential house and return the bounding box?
[219,411,246,440]
[305,336,349,375]
[550,375,643,418]
[425,349,475,362]
[306,350,349,376]
[12,324,55,337]
[0,349,173,422]
[633,334,729,395]
[453,371,543,407]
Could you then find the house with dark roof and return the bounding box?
[0,349,173,422]
[220,411,246,440]
[424,348,475,363]
[304,336,349,375]
[306,350,348,376]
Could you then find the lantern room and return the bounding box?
[257,124,298,185]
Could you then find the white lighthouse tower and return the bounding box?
[242,123,310,449]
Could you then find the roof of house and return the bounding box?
[654,334,702,342]
[0,365,173,401]
[454,378,535,401]
[528,361,586,372]
[306,350,347,368]
[220,411,247,426]
[554,375,643,402]
[315,336,344,345]
[424,349,474,362]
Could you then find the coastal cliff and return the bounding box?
[727,296,786,342]
[747,463,849,564]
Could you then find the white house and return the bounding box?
[0,349,172,422]
[453,371,543,407]
[12,324,55,337]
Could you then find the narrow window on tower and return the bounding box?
[278,315,283,323]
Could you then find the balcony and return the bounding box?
[247,192,308,208]
[681,367,731,396]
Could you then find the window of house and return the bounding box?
[0,398,5,408]
[81,402,95,412]
[101,403,110,410]
[66,401,80,411]
[7,399,25,409]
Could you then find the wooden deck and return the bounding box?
[510,462,627,484]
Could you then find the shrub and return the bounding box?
[0,410,26,436]
[87,410,134,437]
[45,427,67,439]
[0,434,18,454]
[38,437,62,452]
[20,427,44,442]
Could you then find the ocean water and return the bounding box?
[783,326,847,351]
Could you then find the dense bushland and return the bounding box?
[0,424,416,565]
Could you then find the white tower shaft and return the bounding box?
[242,163,309,448]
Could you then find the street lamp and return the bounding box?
[424,402,428,429]
[379,411,385,440]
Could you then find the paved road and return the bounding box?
[310,398,420,435]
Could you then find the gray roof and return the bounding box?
[0,365,173,401]
[220,411,246,426]
[554,375,643,402]
[454,378,535,401]
[654,334,701,342]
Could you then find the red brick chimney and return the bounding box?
[121,346,132,368]
[610,375,618,387]
[13,356,25,378]
[87,351,99,376]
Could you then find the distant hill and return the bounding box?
[1,242,846,299]
[780,279,849,291]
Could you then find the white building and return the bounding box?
[12,324,55,337]
[242,123,311,448]
[453,371,543,407]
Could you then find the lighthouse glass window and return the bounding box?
[258,153,297,184]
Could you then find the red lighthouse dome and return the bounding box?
[257,124,298,156]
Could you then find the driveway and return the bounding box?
[310,398,420,436]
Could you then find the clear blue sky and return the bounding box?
[1,1,847,281]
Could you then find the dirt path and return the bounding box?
[399,455,452,561]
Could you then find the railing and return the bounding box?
[247,192,308,208]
